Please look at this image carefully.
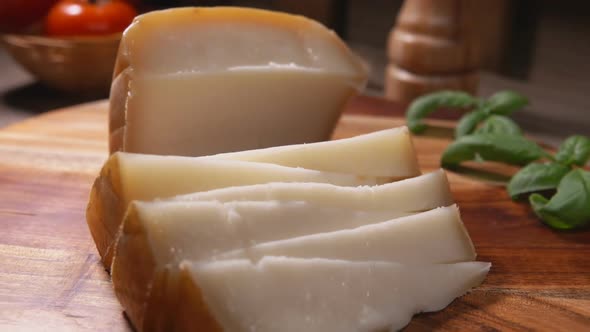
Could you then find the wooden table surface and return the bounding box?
[0,96,589,331]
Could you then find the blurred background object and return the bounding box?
[0,0,136,98]
[1,34,121,96]
[0,0,59,33]
[0,0,588,143]
[385,0,481,104]
[44,0,137,37]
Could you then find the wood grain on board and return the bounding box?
[0,96,588,331]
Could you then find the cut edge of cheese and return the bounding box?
[86,152,379,269]
[214,205,475,263]
[110,7,368,156]
[118,199,426,269]
[111,203,475,331]
[206,127,420,178]
[171,169,453,212]
[163,257,491,332]
[187,257,491,332]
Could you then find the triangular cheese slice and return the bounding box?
[215,205,474,262]
[172,169,452,211]
[205,127,419,179]
[174,257,491,332]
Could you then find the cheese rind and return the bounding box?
[111,204,474,330]
[184,257,491,332]
[115,7,367,77]
[110,7,368,156]
[86,152,377,268]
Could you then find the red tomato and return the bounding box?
[45,0,137,37]
[0,0,58,33]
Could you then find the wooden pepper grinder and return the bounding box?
[385,0,481,104]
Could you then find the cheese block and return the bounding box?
[176,257,491,332]
[86,153,377,269]
[111,204,475,330]
[110,7,368,156]
[206,127,419,179]
[172,169,452,211]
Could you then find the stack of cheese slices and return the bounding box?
[85,6,490,332]
[86,128,490,331]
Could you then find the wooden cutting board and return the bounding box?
[0,97,588,331]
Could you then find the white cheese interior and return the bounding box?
[188,257,491,332]
[214,205,474,263]
[125,71,358,156]
[171,169,452,212]
[132,200,414,266]
[129,203,473,265]
[116,154,376,201]
[206,127,419,178]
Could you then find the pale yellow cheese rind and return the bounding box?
[113,7,367,77]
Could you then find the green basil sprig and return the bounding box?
[406,89,528,137]
[507,163,570,199]
[493,133,590,230]
[480,90,529,116]
[441,134,548,169]
[406,91,478,134]
[455,91,528,138]
[529,169,590,230]
[455,110,487,138]
[474,115,522,136]
[406,89,590,230]
[508,135,590,200]
[554,135,590,166]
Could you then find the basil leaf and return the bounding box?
[475,115,522,135]
[406,91,478,134]
[554,135,590,166]
[482,90,528,115]
[455,110,487,138]
[529,169,590,230]
[507,163,570,199]
[441,134,547,168]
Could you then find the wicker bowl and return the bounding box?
[1,33,120,96]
